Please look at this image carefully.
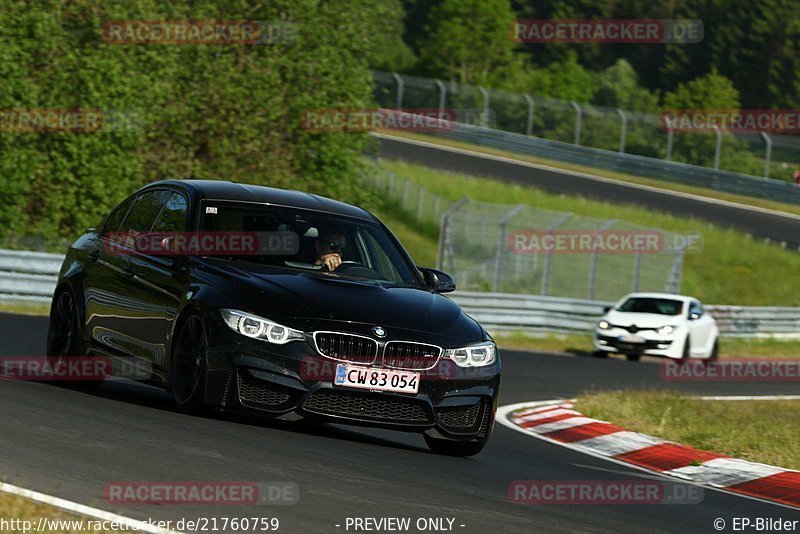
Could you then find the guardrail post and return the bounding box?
[616,108,627,153]
[571,101,582,145]
[666,126,674,161]
[760,132,772,179]
[437,197,469,271]
[493,205,525,292]
[524,94,534,136]
[713,125,722,170]
[588,219,617,300]
[435,79,446,118]
[479,86,489,127]
[392,72,404,110]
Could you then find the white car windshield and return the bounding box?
[616,298,683,316]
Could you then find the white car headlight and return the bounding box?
[221,309,304,344]
[444,341,496,368]
[657,325,675,336]
[597,320,610,330]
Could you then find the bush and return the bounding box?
[0,0,392,241]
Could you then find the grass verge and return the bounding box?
[375,158,800,306]
[492,331,800,359]
[575,390,800,470]
[0,300,51,316]
[0,491,123,533]
[378,131,800,217]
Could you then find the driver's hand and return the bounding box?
[321,253,342,272]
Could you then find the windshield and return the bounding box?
[200,201,420,286]
[616,297,683,316]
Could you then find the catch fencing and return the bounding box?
[0,249,796,337]
[371,71,800,206]
[363,168,686,301]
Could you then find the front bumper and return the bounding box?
[593,330,679,358]
[203,326,500,440]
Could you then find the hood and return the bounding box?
[604,309,681,329]
[205,261,483,343]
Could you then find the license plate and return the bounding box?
[619,334,645,343]
[334,364,420,394]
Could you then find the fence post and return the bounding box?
[479,86,489,127]
[666,126,674,161]
[435,79,446,118]
[493,205,525,292]
[392,72,404,110]
[760,132,772,179]
[570,101,582,145]
[524,94,534,136]
[616,108,627,153]
[666,245,685,293]
[713,125,722,170]
[540,212,573,296]
[433,196,441,224]
[437,197,469,271]
[632,251,642,292]
[416,187,425,220]
[401,179,409,209]
[588,220,617,300]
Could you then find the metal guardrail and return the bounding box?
[431,119,800,208]
[0,249,62,303]
[450,291,800,338]
[0,249,797,337]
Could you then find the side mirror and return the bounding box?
[689,312,701,320]
[418,267,456,293]
[602,306,612,313]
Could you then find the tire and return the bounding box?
[170,314,207,411]
[46,289,104,389]
[680,336,691,363]
[705,338,719,364]
[424,433,489,457]
[626,353,641,362]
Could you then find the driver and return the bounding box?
[314,227,346,272]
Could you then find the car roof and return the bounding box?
[141,179,376,221]
[620,292,696,303]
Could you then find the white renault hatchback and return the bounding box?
[593,292,719,361]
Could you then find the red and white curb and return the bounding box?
[497,400,800,509]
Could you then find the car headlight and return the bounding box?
[444,341,496,368]
[220,309,304,344]
[597,320,610,330]
[657,325,675,336]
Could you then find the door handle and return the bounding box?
[89,249,100,262]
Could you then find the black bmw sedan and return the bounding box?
[47,180,500,456]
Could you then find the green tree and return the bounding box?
[416,0,518,85]
[0,0,398,241]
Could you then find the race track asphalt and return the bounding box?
[375,135,800,246]
[1,312,799,533]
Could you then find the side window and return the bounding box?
[103,197,135,240]
[152,192,188,233]
[120,190,168,246]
